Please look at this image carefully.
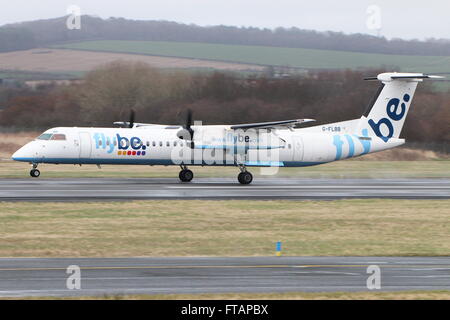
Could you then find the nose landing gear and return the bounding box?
[30,164,40,178]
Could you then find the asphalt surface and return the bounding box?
[0,178,449,200]
[0,257,449,297]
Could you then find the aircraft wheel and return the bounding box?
[30,169,40,178]
[238,171,253,185]
[179,169,194,182]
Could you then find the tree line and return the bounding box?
[2,15,450,56]
[1,62,449,146]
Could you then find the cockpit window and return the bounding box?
[50,134,66,141]
[37,133,53,140]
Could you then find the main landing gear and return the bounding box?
[237,166,253,185]
[30,163,40,178]
[177,165,253,184]
[179,165,194,182]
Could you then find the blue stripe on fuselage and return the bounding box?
[12,157,325,167]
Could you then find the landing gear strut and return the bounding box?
[237,165,253,185]
[179,165,194,182]
[30,163,40,178]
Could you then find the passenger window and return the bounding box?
[152,141,156,147]
[180,142,183,147]
[146,141,150,147]
[166,141,170,147]
[174,141,177,147]
[159,141,163,147]
[37,133,53,140]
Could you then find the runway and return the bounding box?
[0,178,449,200]
[0,257,449,297]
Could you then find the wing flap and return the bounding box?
[230,119,315,130]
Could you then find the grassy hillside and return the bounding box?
[52,40,450,73]
[5,15,450,56]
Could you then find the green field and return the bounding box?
[1,199,449,257]
[0,69,82,80]
[52,40,450,73]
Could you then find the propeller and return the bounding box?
[177,109,195,148]
[185,109,194,140]
[128,109,135,128]
[113,109,137,128]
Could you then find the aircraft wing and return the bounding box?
[230,119,315,130]
[113,122,171,128]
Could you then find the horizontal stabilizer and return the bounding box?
[364,73,445,82]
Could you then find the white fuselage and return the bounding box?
[12,122,404,168]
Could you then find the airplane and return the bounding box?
[11,72,444,184]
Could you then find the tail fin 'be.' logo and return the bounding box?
[368,94,410,142]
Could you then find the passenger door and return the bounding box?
[293,136,304,162]
[79,132,92,159]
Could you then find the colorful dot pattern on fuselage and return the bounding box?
[118,151,146,156]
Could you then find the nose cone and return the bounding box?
[12,143,34,162]
[11,147,24,161]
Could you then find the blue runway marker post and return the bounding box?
[276,241,282,257]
